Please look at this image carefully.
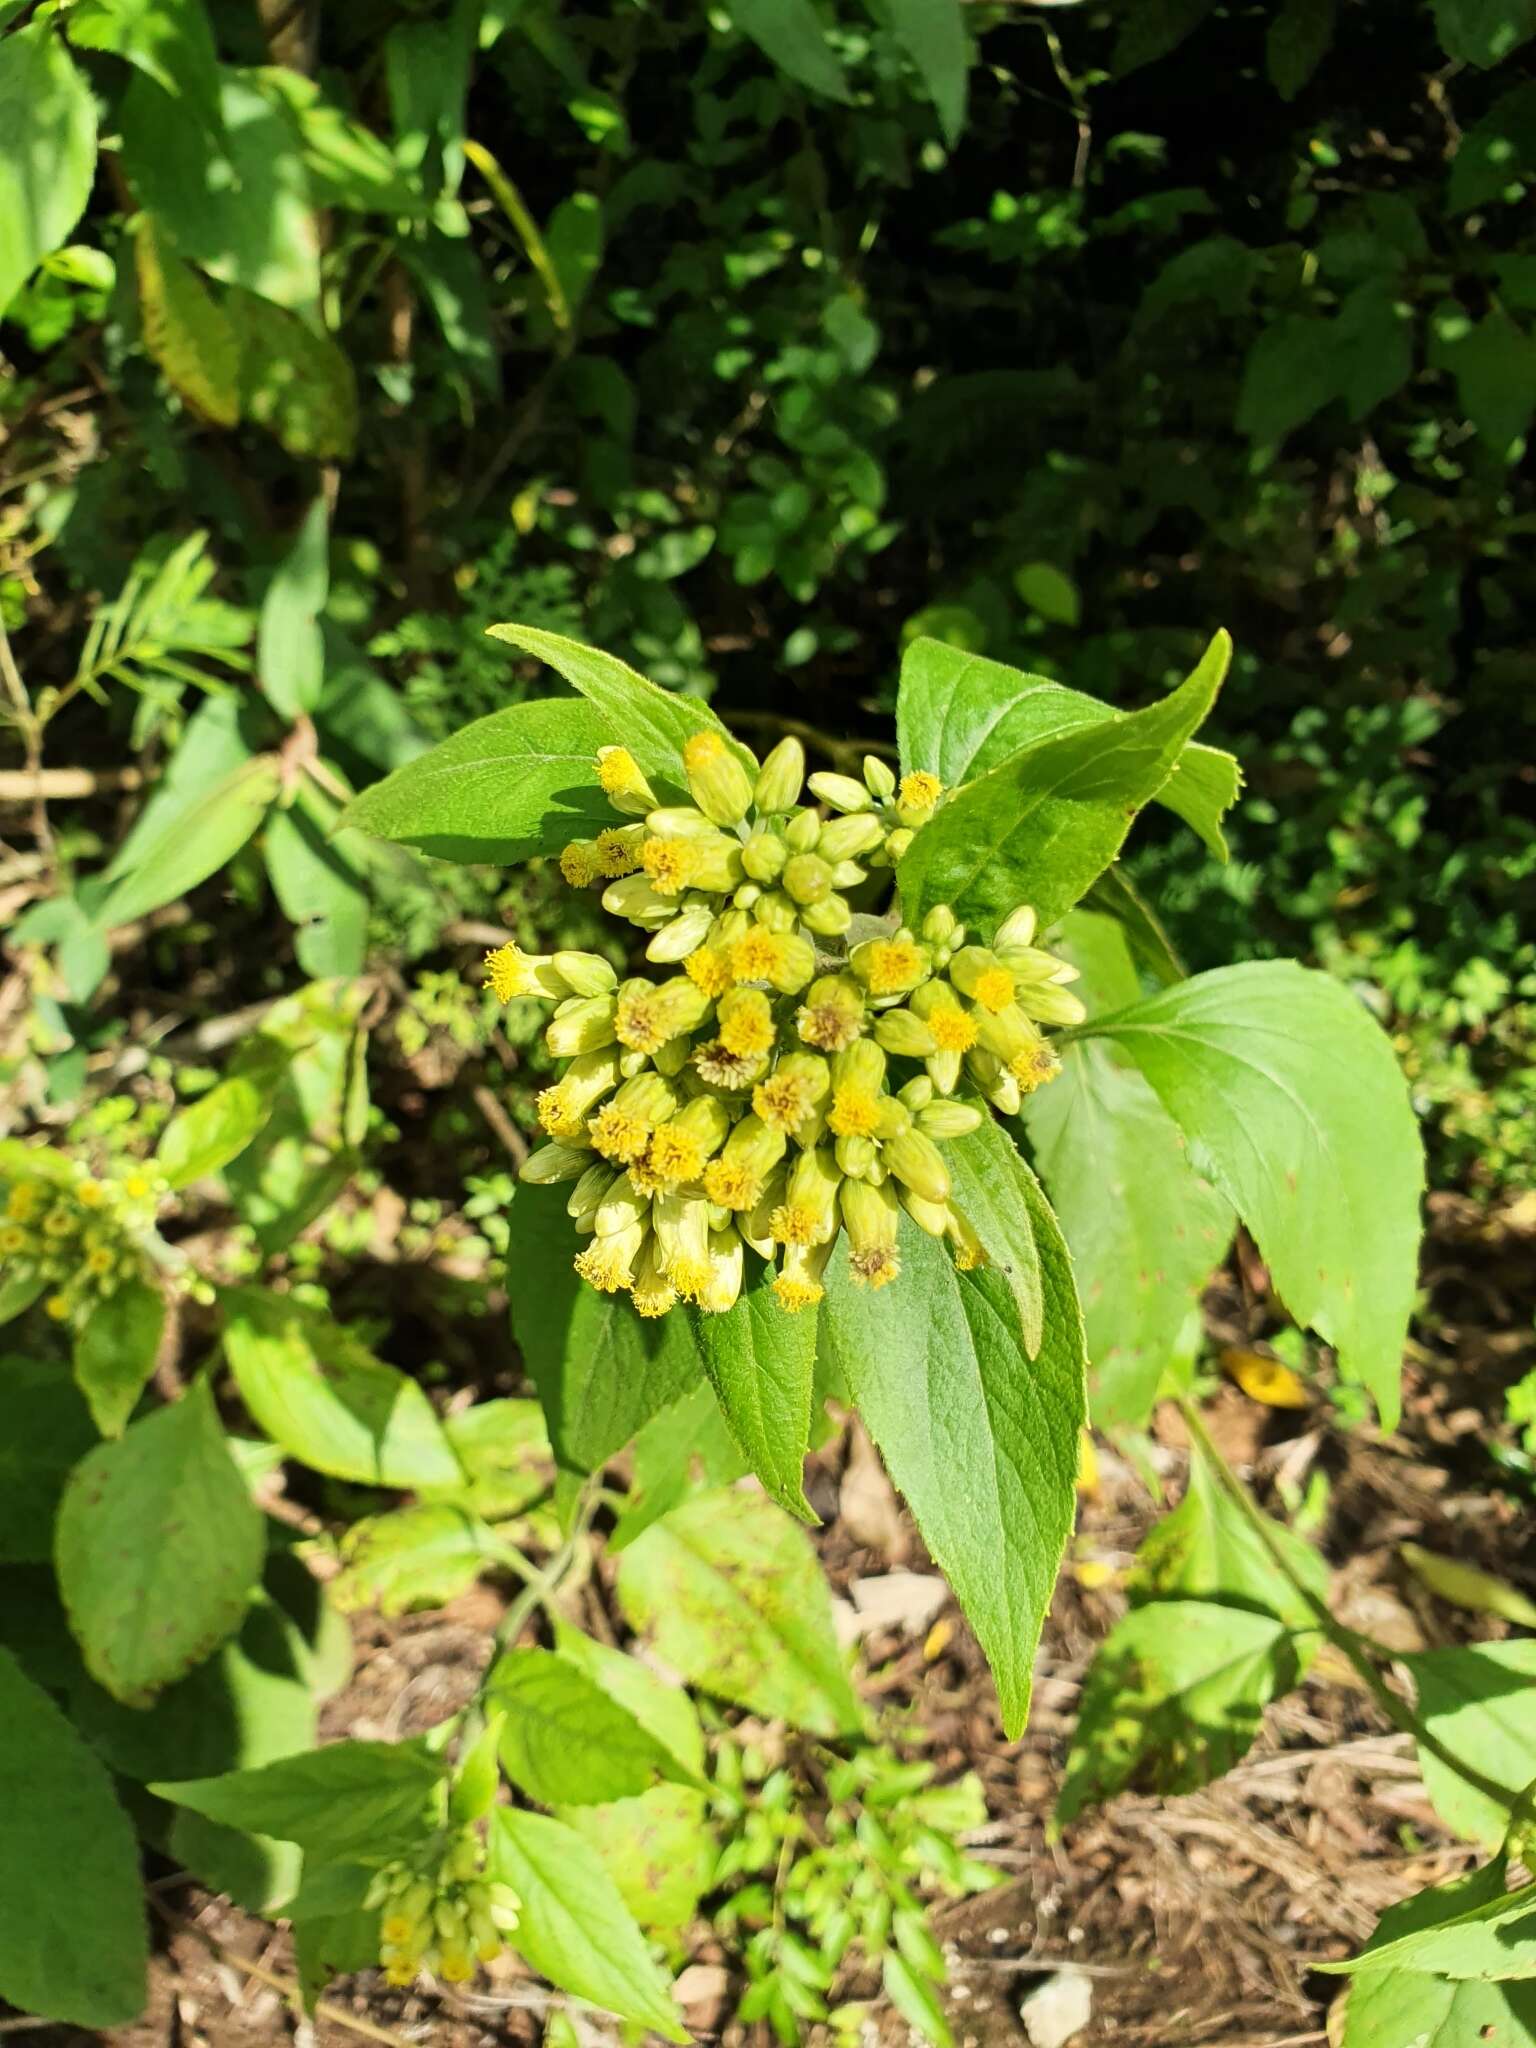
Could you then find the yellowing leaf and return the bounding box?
[134,218,240,427]
[1222,1347,1311,1408]
[1401,1543,1536,1630]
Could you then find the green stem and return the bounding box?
[1174,1395,1521,1816]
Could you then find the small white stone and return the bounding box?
[1019,1968,1093,2048]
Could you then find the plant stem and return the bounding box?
[1174,1394,1522,1816]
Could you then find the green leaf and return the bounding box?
[484,622,746,784]
[616,1487,861,1736]
[258,496,328,720]
[545,192,604,319]
[153,1736,443,1860]
[1056,1600,1299,1824]
[1074,961,1424,1428]
[1342,1866,1536,2045]
[264,781,371,979]
[896,632,1229,936]
[1129,1437,1330,1635]
[894,637,1240,860]
[120,70,321,317]
[92,755,281,929]
[551,1622,705,1775]
[883,1951,954,2048]
[331,1503,510,1616]
[1114,0,1219,72]
[488,1809,686,2037]
[1406,1642,1536,1849]
[0,1648,148,2028]
[942,1116,1045,1358]
[692,1267,817,1521]
[0,1271,46,1326]
[1449,81,1536,211]
[157,1070,278,1189]
[134,220,241,426]
[425,1398,554,1521]
[66,0,223,138]
[556,1785,717,1934]
[1014,561,1080,628]
[487,1646,697,1805]
[821,1198,1084,1739]
[0,25,98,319]
[726,0,850,101]
[1236,315,1340,442]
[1433,0,1535,65]
[1023,916,1233,1429]
[887,0,967,145]
[256,71,424,216]
[228,286,360,459]
[0,1356,97,1562]
[220,1287,464,1489]
[609,1380,749,1551]
[507,1185,705,1476]
[339,697,615,864]
[1322,1876,1536,1981]
[55,1377,265,1706]
[1265,0,1335,98]
[1434,309,1536,456]
[71,1274,166,1437]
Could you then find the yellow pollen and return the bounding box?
[693,1041,761,1090]
[1010,1044,1062,1094]
[589,1107,652,1163]
[85,1245,115,1275]
[382,1915,416,1946]
[863,940,924,996]
[730,930,780,982]
[646,1127,704,1185]
[773,1274,824,1313]
[769,1203,817,1246]
[798,1002,861,1053]
[46,1294,70,1321]
[828,1084,882,1138]
[626,1153,671,1198]
[665,1254,711,1301]
[954,1241,988,1272]
[640,837,698,896]
[384,1962,417,1988]
[123,1174,152,1201]
[702,1159,760,1210]
[537,1086,583,1139]
[684,946,733,998]
[75,1180,104,1207]
[930,1005,979,1051]
[900,771,942,809]
[574,1239,636,1292]
[753,1073,814,1133]
[598,746,643,795]
[633,1281,677,1318]
[559,841,600,887]
[683,731,726,769]
[850,1246,900,1289]
[972,967,1016,1014]
[718,1006,775,1060]
[0,1224,26,1254]
[594,829,641,877]
[615,992,668,1053]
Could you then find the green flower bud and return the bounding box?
[782,853,834,905]
[683,731,756,826]
[818,811,886,862]
[965,1047,1022,1116]
[916,1097,984,1138]
[753,890,799,934]
[840,1175,902,1288]
[568,1161,617,1227]
[602,873,675,928]
[519,1142,591,1185]
[595,1178,650,1238]
[545,994,618,1057]
[645,900,715,963]
[993,904,1038,949]
[873,1008,937,1057]
[807,771,873,814]
[863,755,897,800]
[552,950,618,997]
[687,836,746,893]
[652,1033,693,1077]
[645,805,715,836]
[785,809,823,852]
[827,858,869,889]
[897,1185,951,1238]
[885,826,915,861]
[921,905,958,946]
[741,830,788,883]
[898,1074,935,1112]
[835,1133,880,1179]
[743,1164,788,1257]
[1015,980,1088,1028]
[876,1095,912,1140]
[734,882,764,910]
[802,894,852,936]
[755,736,807,813]
[883,1126,950,1205]
[697,1225,745,1313]
[597,746,659,816]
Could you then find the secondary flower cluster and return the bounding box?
[367,1829,521,1987]
[0,1151,170,1328]
[485,730,1084,1318]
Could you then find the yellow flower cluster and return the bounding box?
[367,1829,520,1987]
[484,732,1084,1317]
[0,1152,166,1328]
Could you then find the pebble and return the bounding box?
[1019,1967,1094,2048]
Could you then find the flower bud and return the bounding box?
[773,1236,834,1313]
[896,770,943,826]
[802,894,852,937]
[552,950,617,997]
[652,1033,692,1078]
[827,859,868,889]
[595,1177,650,1238]
[873,1007,936,1057]
[602,873,675,928]
[697,1226,745,1313]
[755,736,806,813]
[797,974,866,1053]
[917,1097,984,1138]
[949,947,1016,1014]
[785,809,823,852]
[863,755,896,800]
[883,1126,950,1205]
[946,1205,988,1271]
[1016,980,1088,1028]
[652,1192,714,1298]
[992,903,1038,950]
[922,905,958,946]
[898,1074,935,1112]
[897,1185,951,1238]
[885,826,915,861]
[646,900,715,963]
[597,745,659,816]
[782,853,834,905]
[752,890,799,934]
[568,1161,617,1227]
[734,882,763,909]
[835,1133,879,1178]
[807,771,873,813]
[537,1046,623,1137]
[483,942,567,1003]
[519,1142,591,1185]
[840,1176,902,1289]
[966,1047,1022,1116]
[545,994,617,1057]
[645,806,715,836]
[689,837,746,892]
[818,812,886,862]
[683,730,756,826]
[770,1144,842,1244]
[741,830,788,883]
[631,1235,679,1319]
[742,1164,788,1257]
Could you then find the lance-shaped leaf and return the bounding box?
[152,1737,443,1860]
[692,1267,817,1521]
[1340,1863,1536,2044]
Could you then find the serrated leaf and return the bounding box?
[942,1116,1044,1356]
[340,697,616,864]
[134,220,241,426]
[897,632,1229,937]
[1056,1600,1298,1824]
[153,1737,442,1860]
[552,1623,705,1775]
[489,1809,687,2038]
[1322,1875,1536,1981]
[0,1355,96,1562]
[1406,1642,1536,1850]
[71,1274,165,1437]
[692,1266,817,1520]
[331,1503,509,1615]
[821,1198,1084,1738]
[888,0,967,145]
[556,1784,717,1933]
[0,25,98,317]
[487,1646,697,1805]
[55,1377,265,1705]
[1075,961,1424,1428]
[727,0,850,101]
[616,1487,861,1737]
[895,637,1240,860]
[0,1649,147,2027]
[1342,1864,1536,2044]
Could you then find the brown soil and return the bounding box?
[15,1192,1536,2048]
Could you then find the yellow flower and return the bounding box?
[594,826,644,877]
[1010,1042,1062,1094]
[773,1239,833,1313]
[682,730,755,827]
[972,966,1015,1013]
[5,1183,39,1222]
[899,771,942,811]
[484,942,564,1003]
[716,988,776,1059]
[45,1294,71,1321]
[640,835,700,896]
[75,1179,105,1208]
[685,945,733,999]
[574,1220,645,1292]
[595,745,658,815]
[559,840,602,888]
[730,927,782,983]
[851,936,929,997]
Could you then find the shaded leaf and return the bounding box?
[134,220,240,426]
[153,1737,442,1861]
[71,1274,165,1437]
[0,1355,97,1562]
[727,0,850,101]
